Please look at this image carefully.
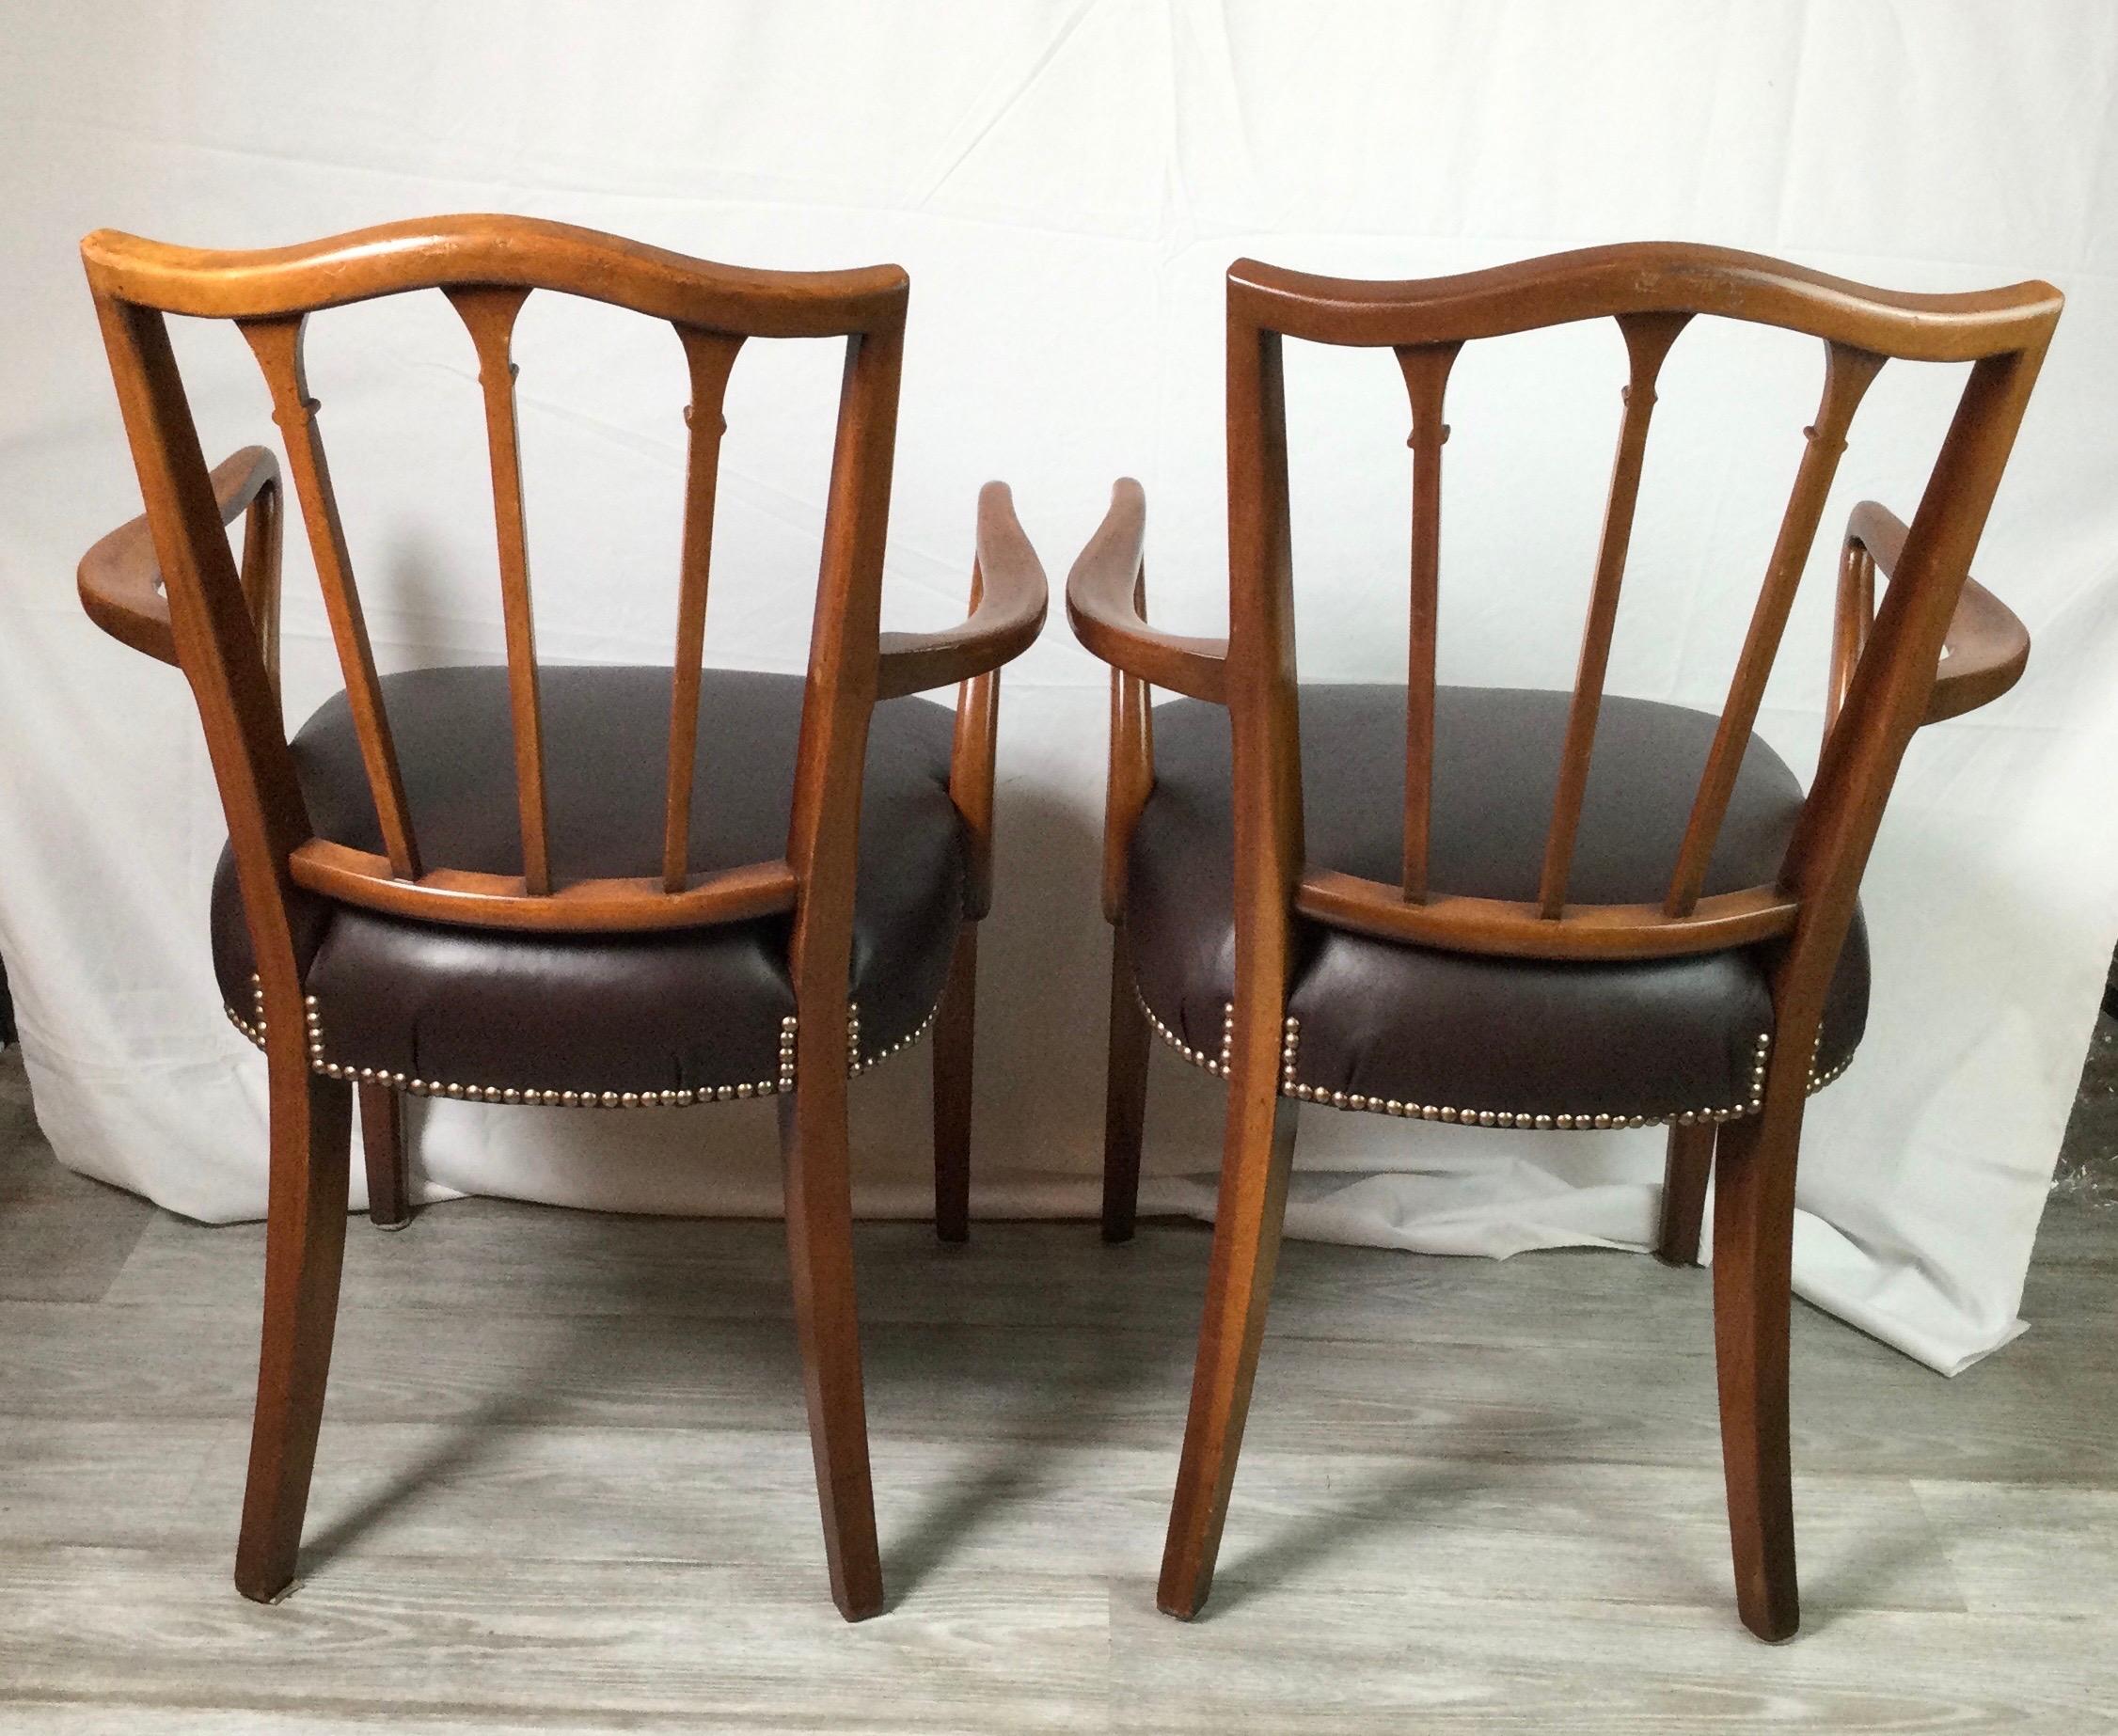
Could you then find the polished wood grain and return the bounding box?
[1099,927,1152,1244]
[1157,312,1309,1621]
[1656,1119,1714,1269]
[82,214,909,334]
[1067,243,2061,1641]
[1836,499,2031,730]
[1225,244,2062,359]
[1294,871,1797,960]
[77,445,278,672]
[930,925,978,1245]
[1393,340,1459,902]
[285,839,800,932]
[1092,547,1161,1247]
[1710,1107,1802,1637]
[1063,480,1227,703]
[232,1065,351,1602]
[943,564,999,913]
[875,481,1048,705]
[662,327,745,891]
[79,214,1046,1619]
[1663,340,1883,919]
[356,1083,408,1233]
[1099,567,1158,927]
[776,305,903,1623]
[241,314,423,882]
[5,1062,2114,1731]
[446,285,551,894]
[1538,311,1687,918]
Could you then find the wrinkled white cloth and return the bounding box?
[1,1,2113,1374]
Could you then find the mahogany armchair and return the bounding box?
[1071,245,2057,1640]
[77,215,1046,1620]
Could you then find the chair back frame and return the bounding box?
[1221,244,2059,1083]
[83,214,910,1069]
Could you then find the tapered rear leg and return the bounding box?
[234,1057,353,1602]
[931,923,977,1244]
[1100,926,1151,1242]
[1656,1119,1715,1267]
[1157,1028,1299,1618]
[357,1082,410,1230]
[778,1033,884,1621]
[1711,1102,1803,1642]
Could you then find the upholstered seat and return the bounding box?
[212,665,967,1103]
[1125,685,1866,1128]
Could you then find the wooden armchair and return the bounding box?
[77,215,1046,1619]
[1069,244,2057,1639]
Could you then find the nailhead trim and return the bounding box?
[1806,1048,1854,1095]
[228,979,267,1048]
[1134,977,1855,1128]
[848,998,941,1077]
[1135,996,1236,1077]
[227,975,934,1106]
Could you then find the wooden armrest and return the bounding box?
[875,481,1049,701]
[1841,500,2031,726]
[1926,575,2031,722]
[78,446,281,670]
[1064,479,1228,703]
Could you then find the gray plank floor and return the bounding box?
[3,1049,2115,1732]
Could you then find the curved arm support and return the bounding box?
[1061,481,1209,923]
[877,481,1049,922]
[1064,479,1228,703]
[875,481,1048,702]
[1102,608,1155,925]
[79,445,283,691]
[1832,499,2030,733]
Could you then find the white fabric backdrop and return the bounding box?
[2,2,2113,1374]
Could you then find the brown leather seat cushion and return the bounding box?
[212,667,964,1100]
[1126,687,1866,1126]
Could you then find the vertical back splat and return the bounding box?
[662,326,745,891]
[1394,341,1462,903]
[1537,311,1691,918]
[1665,339,1885,916]
[445,286,549,894]
[240,313,422,880]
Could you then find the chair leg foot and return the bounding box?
[931,925,977,1245]
[1712,1107,1802,1642]
[1100,928,1151,1243]
[234,1060,352,1603]
[1656,1119,1714,1267]
[778,1070,884,1621]
[1157,1066,1298,1620]
[357,1082,411,1230]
